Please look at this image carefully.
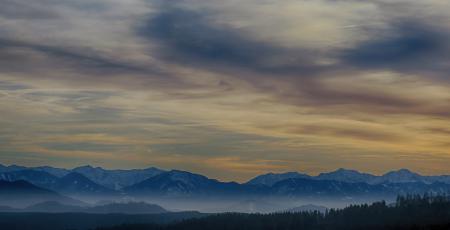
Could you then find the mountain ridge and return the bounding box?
[247,168,450,186]
[2,164,450,201]
[0,180,83,207]
[23,201,168,214]
[4,164,450,186]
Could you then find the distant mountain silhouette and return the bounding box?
[0,164,27,172]
[53,172,117,196]
[0,164,165,190]
[26,201,84,212]
[2,164,450,201]
[373,169,424,184]
[246,172,310,186]
[86,202,167,214]
[0,179,54,195]
[247,168,450,185]
[0,170,116,196]
[0,180,82,207]
[32,166,70,177]
[0,205,18,212]
[124,170,246,197]
[72,165,164,190]
[225,199,282,213]
[0,169,59,189]
[0,164,69,177]
[316,168,377,183]
[270,178,388,197]
[22,201,167,214]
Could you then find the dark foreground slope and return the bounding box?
[97,195,450,230]
[0,212,206,230]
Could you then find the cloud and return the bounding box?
[0,38,150,75]
[138,6,323,75]
[204,157,289,174]
[0,0,449,180]
[287,124,407,143]
[279,72,450,118]
[341,20,450,76]
[0,0,60,19]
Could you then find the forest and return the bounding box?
[97,194,450,230]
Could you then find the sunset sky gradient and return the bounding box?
[1,0,449,182]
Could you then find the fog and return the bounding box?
[0,193,397,214]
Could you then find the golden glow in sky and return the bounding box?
[0,0,449,182]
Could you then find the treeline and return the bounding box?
[97,194,450,230]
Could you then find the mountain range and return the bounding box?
[248,168,450,185]
[124,170,256,197]
[1,164,450,205]
[0,170,116,196]
[0,164,163,190]
[21,201,168,214]
[0,180,82,207]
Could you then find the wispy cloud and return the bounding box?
[0,0,449,181]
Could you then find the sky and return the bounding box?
[0,0,449,182]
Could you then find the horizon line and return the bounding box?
[2,163,450,183]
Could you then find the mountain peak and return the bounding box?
[6,165,27,171]
[376,168,424,184]
[383,168,420,177]
[165,170,210,181]
[324,168,364,175]
[0,164,7,172]
[396,168,415,174]
[316,168,375,183]
[168,169,201,176]
[336,168,358,173]
[124,170,227,196]
[55,172,115,195]
[246,171,310,186]
[73,165,101,171]
[144,166,163,171]
[320,169,346,176]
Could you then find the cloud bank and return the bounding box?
[0,0,449,181]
